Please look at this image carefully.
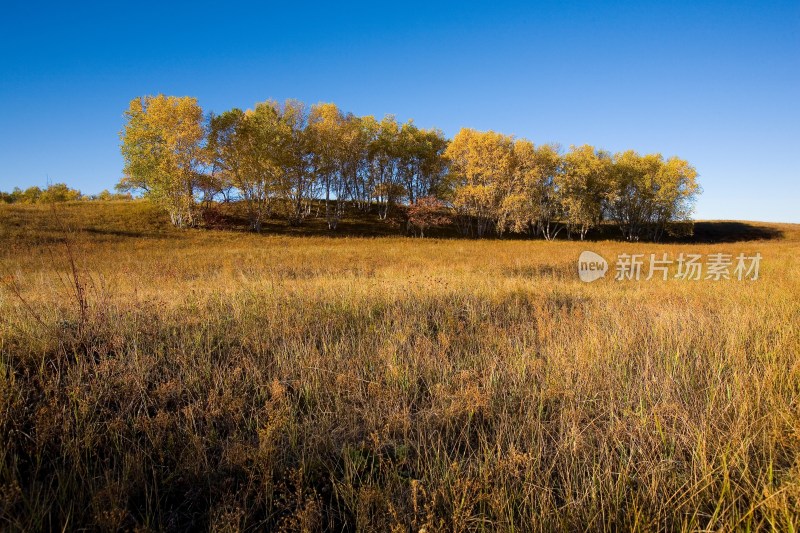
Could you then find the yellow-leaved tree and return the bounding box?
[117,95,205,228]
[207,103,285,232]
[607,151,700,241]
[497,140,564,240]
[558,145,612,240]
[444,128,515,237]
[307,102,350,229]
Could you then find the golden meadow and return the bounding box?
[0,201,798,531]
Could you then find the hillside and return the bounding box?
[1,200,797,246]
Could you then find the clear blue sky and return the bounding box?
[1,0,797,222]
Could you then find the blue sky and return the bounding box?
[1,0,797,221]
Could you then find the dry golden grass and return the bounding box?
[0,201,798,531]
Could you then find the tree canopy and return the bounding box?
[117,94,700,241]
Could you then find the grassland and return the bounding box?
[0,201,798,531]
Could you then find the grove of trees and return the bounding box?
[0,183,131,204]
[118,95,700,241]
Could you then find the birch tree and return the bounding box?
[118,95,205,227]
[444,128,514,237]
[559,145,612,240]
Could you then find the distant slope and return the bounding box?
[1,201,797,245]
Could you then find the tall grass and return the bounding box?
[0,202,798,531]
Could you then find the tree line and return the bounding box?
[118,95,700,241]
[0,183,131,204]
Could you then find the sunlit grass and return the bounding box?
[1,202,798,531]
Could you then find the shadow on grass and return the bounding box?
[4,202,785,244]
[201,216,787,243]
[575,221,784,244]
[83,227,181,239]
[678,221,784,243]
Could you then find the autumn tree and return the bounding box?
[93,189,132,201]
[558,145,612,239]
[652,156,700,239]
[0,184,82,203]
[341,115,374,214]
[16,186,42,203]
[39,183,82,203]
[444,128,515,237]
[607,151,699,241]
[367,116,406,220]
[112,94,700,240]
[308,103,357,229]
[525,144,564,240]
[416,128,449,199]
[407,196,449,238]
[274,100,317,225]
[445,129,565,239]
[495,139,535,235]
[208,104,285,231]
[397,122,449,204]
[118,95,205,227]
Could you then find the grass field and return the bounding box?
[1,201,798,531]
